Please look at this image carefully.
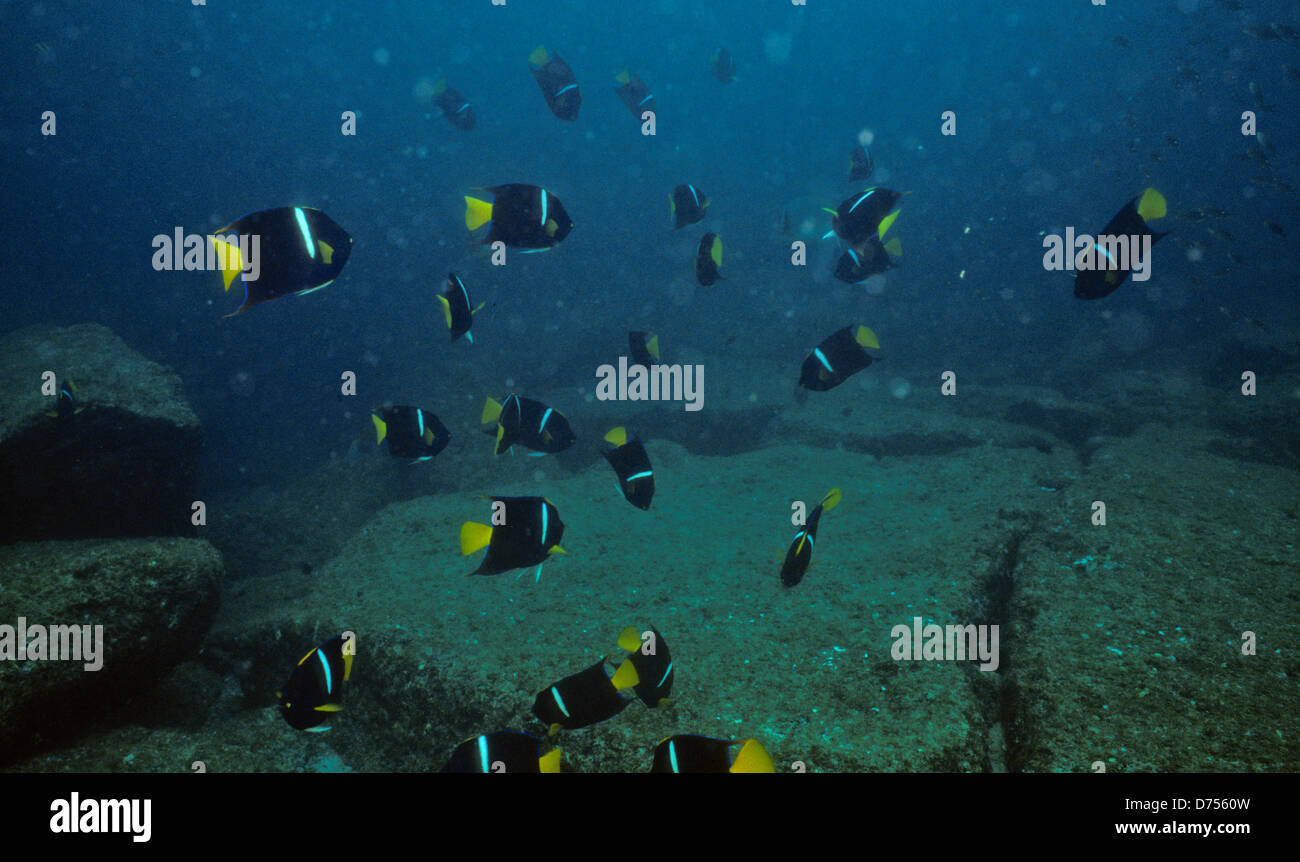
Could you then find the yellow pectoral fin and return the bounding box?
[207,236,245,291]
[549,544,567,556]
[611,658,640,691]
[460,521,493,555]
[711,236,723,267]
[481,397,502,424]
[1137,187,1167,221]
[545,218,558,237]
[494,423,506,454]
[539,748,562,773]
[883,237,902,257]
[437,294,453,328]
[424,428,435,445]
[877,209,900,239]
[729,739,776,773]
[821,207,839,216]
[604,427,628,446]
[317,240,334,265]
[313,703,344,713]
[854,325,880,350]
[372,414,387,444]
[464,196,493,231]
[617,626,641,652]
[821,487,843,511]
[647,334,660,360]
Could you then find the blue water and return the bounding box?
[2,0,1296,488]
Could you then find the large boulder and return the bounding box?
[0,324,201,543]
[0,537,222,765]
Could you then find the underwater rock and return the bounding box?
[0,324,202,543]
[0,537,222,765]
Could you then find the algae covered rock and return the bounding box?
[0,537,222,765]
[0,323,201,543]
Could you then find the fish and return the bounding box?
[798,325,881,391]
[849,144,874,182]
[833,236,901,284]
[442,731,562,773]
[780,488,842,587]
[208,207,353,316]
[371,405,450,462]
[650,735,775,773]
[532,657,638,732]
[628,330,660,367]
[603,428,655,510]
[1073,187,1170,300]
[529,45,580,121]
[431,80,475,130]
[614,70,655,118]
[696,233,723,285]
[709,48,737,84]
[825,189,903,249]
[460,496,566,578]
[437,272,484,343]
[464,184,574,251]
[481,395,576,456]
[618,626,673,707]
[46,377,83,420]
[670,184,709,229]
[277,633,354,732]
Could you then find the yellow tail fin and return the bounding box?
[617,626,641,652]
[528,45,549,66]
[646,334,660,360]
[481,396,503,424]
[615,70,630,84]
[207,235,244,292]
[372,414,387,445]
[877,208,901,239]
[821,487,843,512]
[604,427,628,446]
[538,748,562,773]
[437,294,452,328]
[459,521,493,556]
[729,739,776,773]
[854,325,879,349]
[1137,187,1166,221]
[611,658,640,691]
[464,196,493,231]
[710,236,723,267]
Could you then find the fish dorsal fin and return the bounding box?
[459,521,493,556]
[646,334,660,360]
[604,427,628,446]
[371,414,387,444]
[854,325,880,349]
[821,488,843,511]
[711,236,723,266]
[464,196,493,231]
[611,658,640,691]
[877,209,901,239]
[617,626,641,652]
[1137,187,1167,221]
[529,45,549,66]
[207,235,245,291]
[318,240,334,265]
[729,739,775,773]
[481,396,503,424]
[436,294,452,327]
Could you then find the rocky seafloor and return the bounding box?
[3,324,1296,772]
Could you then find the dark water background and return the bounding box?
[3,0,1296,492]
